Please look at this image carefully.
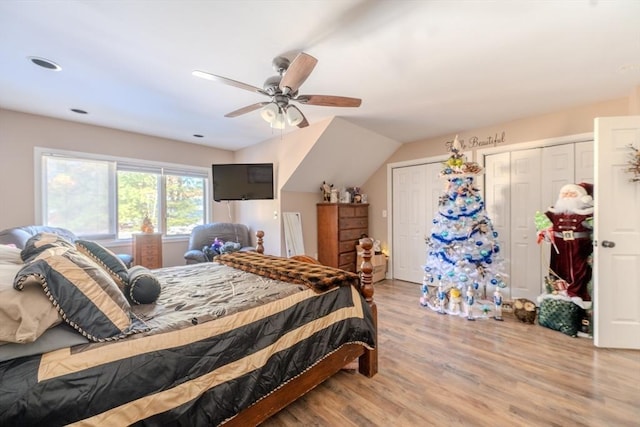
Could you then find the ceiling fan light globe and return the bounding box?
[271,113,286,129]
[285,105,304,126]
[260,103,280,123]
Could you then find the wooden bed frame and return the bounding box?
[226,233,378,426]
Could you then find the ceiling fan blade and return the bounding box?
[296,110,309,128]
[295,95,362,108]
[192,70,269,96]
[224,102,269,118]
[297,116,309,128]
[279,53,318,95]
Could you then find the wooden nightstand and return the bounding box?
[132,233,163,269]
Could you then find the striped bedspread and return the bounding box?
[0,261,376,426]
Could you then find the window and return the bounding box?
[38,149,209,240]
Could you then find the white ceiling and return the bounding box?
[1,1,639,152]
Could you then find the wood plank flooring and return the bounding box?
[262,279,639,427]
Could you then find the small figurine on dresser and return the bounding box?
[141,215,154,233]
[320,181,333,202]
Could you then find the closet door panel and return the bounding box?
[484,152,512,299]
[575,141,594,185]
[510,149,542,301]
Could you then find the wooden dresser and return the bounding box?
[132,233,163,269]
[317,203,369,272]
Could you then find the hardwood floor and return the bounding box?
[262,279,639,427]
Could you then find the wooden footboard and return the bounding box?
[227,237,378,426]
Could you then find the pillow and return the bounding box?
[14,246,146,342]
[0,263,62,343]
[75,240,129,290]
[125,266,162,305]
[20,232,75,263]
[0,244,22,265]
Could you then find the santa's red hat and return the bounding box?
[578,182,594,197]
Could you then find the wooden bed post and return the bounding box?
[358,237,378,377]
[255,230,264,254]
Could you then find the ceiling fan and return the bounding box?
[192,52,362,129]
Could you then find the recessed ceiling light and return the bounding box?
[618,63,640,73]
[71,108,88,114]
[28,56,61,71]
[193,134,204,138]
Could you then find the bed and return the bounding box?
[0,231,377,426]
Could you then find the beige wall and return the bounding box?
[3,90,638,266]
[362,96,632,256]
[0,108,234,266]
[233,118,328,256]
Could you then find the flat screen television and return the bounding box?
[212,163,274,201]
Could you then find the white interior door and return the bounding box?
[510,149,542,301]
[392,163,441,283]
[392,164,426,283]
[594,116,640,349]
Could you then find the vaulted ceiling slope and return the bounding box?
[1,1,639,151]
[282,117,402,193]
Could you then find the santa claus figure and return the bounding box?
[545,183,594,301]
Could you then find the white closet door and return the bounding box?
[484,152,512,299]
[541,144,575,210]
[575,141,594,184]
[392,164,427,283]
[510,149,542,301]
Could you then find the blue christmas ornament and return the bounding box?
[447,270,455,277]
[490,278,498,285]
[459,274,468,282]
[447,209,454,214]
[480,249,489,257]
[493,231,499,238]
[475,241,483,246]
[473,282,479,290]
[441,231,449,237]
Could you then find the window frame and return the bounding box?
[35,147,211,242]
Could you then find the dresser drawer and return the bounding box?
[338,206,356,217]
[339,251,356,266]
[339,228,366,241]
[339,263,356,272]
[339,217,368,229]
[139,245,159,255]
[339,240,357,254]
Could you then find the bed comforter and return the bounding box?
[0,260,376,426]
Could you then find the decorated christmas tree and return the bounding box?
[420,136,508,320]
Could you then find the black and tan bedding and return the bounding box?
[0,235,376,426]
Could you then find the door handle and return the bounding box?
[601,240,616,248]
